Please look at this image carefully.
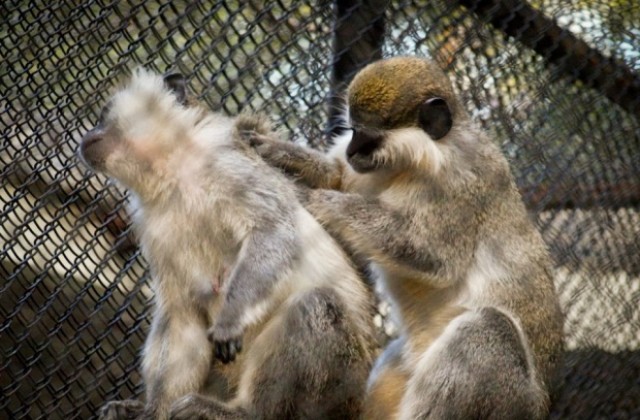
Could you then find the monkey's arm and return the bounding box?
[305,190,472,285]
[210,220,298,363]
[246,132,345,189]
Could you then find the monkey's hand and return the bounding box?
[97,399,144,420]
[171,393,248,419]
[240,130,290,169]
[242,131,299,174]
[239,129,274,147]
[243,131,344,190]
[208,320,243,364]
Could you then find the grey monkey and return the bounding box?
[78,70,374,420]
[247,56,564,419]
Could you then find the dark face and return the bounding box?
[344,57,457,174]
[345,96,453,173]
[345,126,385,172]
[79,101,120,172]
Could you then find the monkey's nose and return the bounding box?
[80,128,104,154]
[346,129,384,158]
[79,128,108,168]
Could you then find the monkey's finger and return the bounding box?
[227,341,237,362]
[239,130,256,141]
[247,133,268,147]
[219,342,229,363]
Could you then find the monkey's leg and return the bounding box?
[172,289,371,420]
[245,132,344,189]
[248,287,371,419]
[197,287,371,420]
[97,399,144,420]
[364,337,409,420]
[398,308,546,420]
[141,311,212,419]
[169,394,248,420]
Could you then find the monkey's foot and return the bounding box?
[98,399,144,420]
[170,393,246,420]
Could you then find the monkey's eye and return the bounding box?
[418,97,452,140]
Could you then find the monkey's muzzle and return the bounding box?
[346,129,384,158]
[346,129,384,172]
[79,128,108,169]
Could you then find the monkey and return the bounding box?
[245,56,565,419]
[78,69,375,420]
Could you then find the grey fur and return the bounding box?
[78,70,374,420]
[366,336,405,391]
[248,57,564,419]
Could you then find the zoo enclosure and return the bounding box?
[1,0,640,418]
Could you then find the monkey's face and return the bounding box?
[79,100,133,176]
[79,70,194,190]
[344,57,460,174]
[79,101,167,190]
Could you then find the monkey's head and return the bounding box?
[344,57,469,174]
[79,70,200,193]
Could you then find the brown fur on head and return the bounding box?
[347,57,463,130]
[341,57,479,176]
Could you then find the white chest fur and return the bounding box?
[130,189,241,312]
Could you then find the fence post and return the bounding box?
[327,0,388,138]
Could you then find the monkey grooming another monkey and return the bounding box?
[247,56,564,419]
[78,70,374,420]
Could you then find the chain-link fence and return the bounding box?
[2,0,639,418]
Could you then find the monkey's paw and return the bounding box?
[169,393,205,420]
[241,130,269,147]
[242,131,289,163]
[208,323,244,364]
[170,393,244,420]
[97,399,144,420]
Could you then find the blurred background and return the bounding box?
[1,0,639,418]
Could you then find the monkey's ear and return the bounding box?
[418,98,452,140]
[163,73,188,105]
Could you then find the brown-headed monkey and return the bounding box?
[247,57,564,419]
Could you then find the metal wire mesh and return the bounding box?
[1,0,639,418]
